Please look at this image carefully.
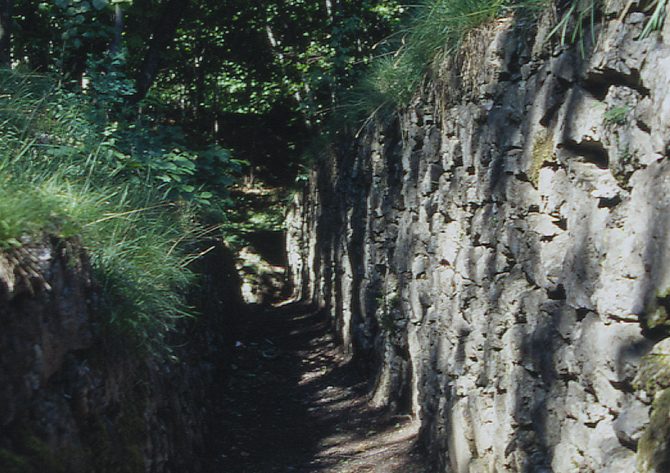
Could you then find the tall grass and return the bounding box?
[0,71,203,352]
[341,0,537,120]
[342,54,423,121]
[549,0,599,52]
[343,0,667,121]
[407,0,508,58]
[550,0,668,46]
[640,0,667,38]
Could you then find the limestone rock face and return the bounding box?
[0,237,242,473]
[287,10,670,473]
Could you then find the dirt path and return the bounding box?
[209,302,427,473]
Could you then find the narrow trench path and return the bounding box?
[209,302,427,473]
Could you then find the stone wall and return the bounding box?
[0,236,243,473]
[287,4,670,472]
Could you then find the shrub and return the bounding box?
[0,70,233,352]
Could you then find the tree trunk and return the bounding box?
[265,24,313,129]
[110,3,124,55]
[324,0,333,21]
[133,0,189,102]
[0,0,12,67]
[15,3,49,72]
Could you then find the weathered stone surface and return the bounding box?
[287,8,670,473]
[0,237,243,473]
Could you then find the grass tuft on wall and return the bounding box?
[342,0,666,122]
[0,70,209,352]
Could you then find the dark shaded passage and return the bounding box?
[207,302,426,473]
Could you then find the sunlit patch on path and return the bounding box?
[210,302,426,473]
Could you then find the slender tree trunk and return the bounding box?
[133,0,189,102]
[266,24,313,129]
[194,43,207,119]
[17,4,48,71]
[266,24,298,105]
[110,3,124,55]
[0,0,12,67]
[324,0,333,21]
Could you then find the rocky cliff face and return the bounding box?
[287,4,670,472]
[0,237,242,473]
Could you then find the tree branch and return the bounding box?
[133,0,189,102]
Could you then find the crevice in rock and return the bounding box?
[547,285,567,301]
[560,139,610,169]
[598,195,622,208]
[582,67,650,100]
[636,118,652,134]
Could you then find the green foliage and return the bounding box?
[530,132,555,186]
[86,52,137,116]
[5,0,667,185]
[105,119,243,204]
[15,0,118,75]
[6,0,406,181]
[603,105,630,126]
[0,70,238,351]
[549,0,667,52]
[0,449,30,473]
[342,55,422,120]
[640,0,668,38]
[0,183,75,248]
[343,0,539,119]
[0,428,69,473]
[406,0,508,58]
[220,186,287,249]
[342,0,666,122]
[548,0,600,54]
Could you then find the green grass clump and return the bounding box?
[343,0,545,120]
[548,0,601,53]
[537,0,667,52]
[344,0,666,122]
[603,105,630,126]
[640,0,668,38]
[0,70,212,352]
[0,184,75,248]
[407,0,508,59]
[342,54,423,122]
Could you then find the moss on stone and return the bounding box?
[24,434,67,473]
[603,105,630,126]
[116,402,147,473]
[529,132,555,187]
[0,429,70,473]
[0,448,31,473]
[378,292,401,333]
[86,399,147,473]
[644,288,670,331]
[635,338,670,472]
[636,353,670,397]
[17,405,149,473]
[637,389,670,473]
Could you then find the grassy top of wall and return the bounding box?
[341,0,667,122]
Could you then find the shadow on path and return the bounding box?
[207,302,426,473]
